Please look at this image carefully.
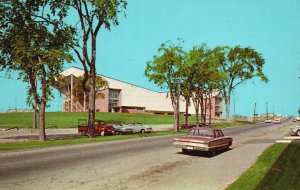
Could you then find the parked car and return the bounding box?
[291,125,300,136]
[265,119,272,123]
[78,119,115,136]
[293,118,298,122]
[180,123,196,129]
[173,127,233,155]
[274,118,281,124]
[127,123,152,133]
[113,124,134,135]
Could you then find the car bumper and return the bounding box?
[173,141,210,151]
[291,128,299,134]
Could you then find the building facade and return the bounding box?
[55,67,223,117]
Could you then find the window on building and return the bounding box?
[109,90,120,108]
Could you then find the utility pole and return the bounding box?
[171,77,182,132]
[253,102,256,122]
[266,102,268,120]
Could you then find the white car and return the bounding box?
[265,119,272,123]
[274,119,281,124]
[127,123,152,133]
[291,125,300,136]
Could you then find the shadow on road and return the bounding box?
[176,148,233,158]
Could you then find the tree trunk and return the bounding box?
[38,60,47,141]
[39,100,46,141]
[88,66,96,137]
[200,95,204,127]
[32,102,37,129]
[209,93,212,126]
[225,95,231,122]
[184,96,189,126]
[192,95,200,128]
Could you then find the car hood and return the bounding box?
[173,136,213,143]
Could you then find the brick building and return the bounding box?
[55,67,223,117]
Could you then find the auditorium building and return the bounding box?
[54,67,223,118]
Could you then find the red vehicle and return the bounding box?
[173,127,232,155]
[78,119,115,136]
[180,123,196,129]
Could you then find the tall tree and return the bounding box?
[217,46,268,122]
[70,0,127,137]
[145,41,185,132]
[0,1,74,141]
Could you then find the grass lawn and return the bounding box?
[226,143,291,190]
[255,143,300,190]
[0,129,187,151]
[0,112,197,128]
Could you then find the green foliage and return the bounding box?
[71,75,109,102]
[0,0,75,106]
[217,45,268,121]
[145,40,185,94]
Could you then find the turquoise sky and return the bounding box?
[0,0,299,116]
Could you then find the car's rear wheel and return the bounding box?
[80,131,86,136]
[297,130,300,136]
[140,129,145,133]
[182,148,189,154]
[100,131,105,136]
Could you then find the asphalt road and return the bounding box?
[0,118,293,190]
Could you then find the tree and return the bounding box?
[0,1,74,141]
[298,107,300,115]
[184,44,225,127]
[70,0,127,136]
[145,41,185,132]
[217,46,268,122]
[71,75,109,111]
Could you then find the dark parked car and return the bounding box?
[173,127,233,155]
[78,119,115,136]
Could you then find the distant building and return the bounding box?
[7,108,32,113]
[54,67,223,117]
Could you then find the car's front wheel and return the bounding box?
[182,148,189,154]
[100,131,105,136]
[297,130,300,136]
[140,129,145,133]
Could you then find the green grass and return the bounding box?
[255,143,300,190]
[0,112,197,128]
[213,121,254,128]
[226,143,288,190]
[0,129,187,151]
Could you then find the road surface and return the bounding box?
[0,118,293,190]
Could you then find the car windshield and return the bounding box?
[188,129,214,137]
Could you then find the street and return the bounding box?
[0,118,292,190]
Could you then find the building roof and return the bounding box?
[60,66,166,93]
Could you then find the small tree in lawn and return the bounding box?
[145,41,185,132]
[72,75,109,111]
